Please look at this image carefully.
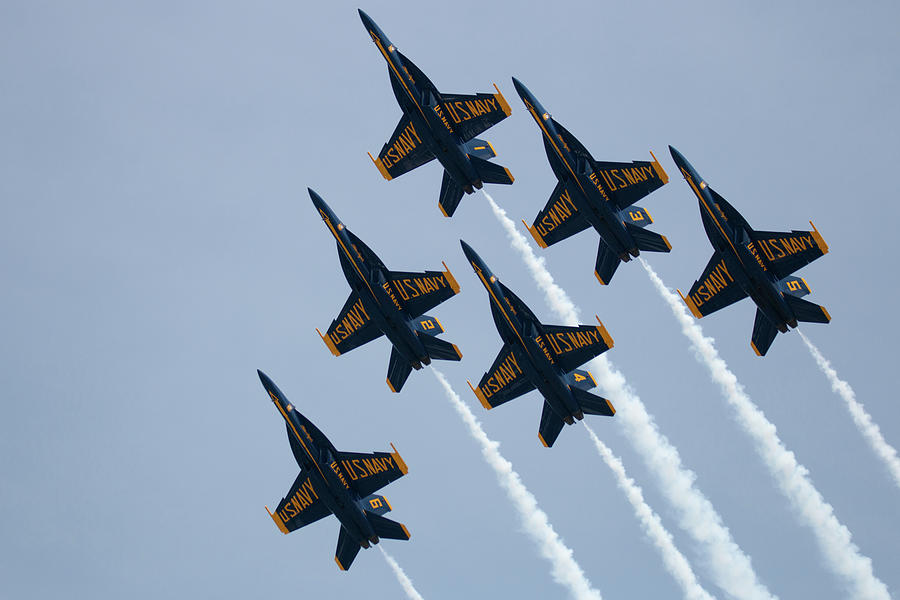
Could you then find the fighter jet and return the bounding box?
[460,241,615,447]
[670,146,831,356]
[258,370,410,570]
[512,77,671,285]
[311,188,462,392]
[359,9,514,217]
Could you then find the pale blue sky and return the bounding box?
[2,1,898,598]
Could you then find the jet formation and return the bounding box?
[360,9,514,217]
[462,241,616,448]
[255,9,835,573]
[258,370,411,571]
[513,78,671,285]
[670,146,830,356]
[311,189,462,392]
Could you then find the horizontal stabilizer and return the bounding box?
[413,315,445,335]
[418,332,462,361]
[779,276,811,298]
[463,138,497,160]
[469,154,514,185]
[570,386,615,416]
[625,222,672,253]
[567,369,597,391]
[366,512,411,541]
[751,308,779,357]
[360,493,392,516]
[622,205,653,228]
[783,294,831,324]
[439,170,465,218]
[594,239,621,285]
[387,346,413,393]
[335,525,362,571]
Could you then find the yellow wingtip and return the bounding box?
[751,341,763,357]
[649,150,669,184]
[538,432,550,448]
[368,151,392,181]
[493,83,512,116]
[317,328,341,356]
[678,290,702,319]
[386,377,398,393]
[523,219,548,249]
[390,442,409,475]
[335,556,347,571]
[266,506,289,534]
[594,271,607,286]
[594,315,615,349]
[442,261,461,294]
[468,380,491,410]
[809,221,829,254]
[438,202,450,218]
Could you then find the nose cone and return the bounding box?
[668,145,687,168]
[511,77,530,100]
[358,8,375,30]
[459,239,480,265]
[257,369,281,399]
[308,187,337,221]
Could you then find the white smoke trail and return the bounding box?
[799,331,900,490]
[380,547,426,600]
[640,258,890,600]
[432,369,603,600]
[484,191,775,600]
[582,423,716,600]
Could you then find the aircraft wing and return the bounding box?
[383,264,460,318]
[333,447,409,498]
[370,114,436,181]
[267,471,331,534]
[538,322,614,373]
[526,180,591,249]
[319,291,384,356]
[470,343,536,410]
[591,157,668,210]
[439,88,512,143]
[681,252,749,318]
[748,225,828,280]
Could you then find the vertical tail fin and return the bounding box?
[750,309,779,356]
[594,239,621,285]
[387,347,413,393]
[438,170,465,217]
[335,525,362,571]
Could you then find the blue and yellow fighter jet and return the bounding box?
[311,189,462,392]
[512,77,671,285]
[670,146,831,356]
[359,9,514,217]
[258,370,410,571]
[461,241,616,447]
